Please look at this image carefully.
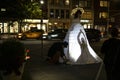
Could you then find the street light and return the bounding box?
[40,0,44,5]
[40,0,44,29]
[40,0,44,57]
[107,1,110,35]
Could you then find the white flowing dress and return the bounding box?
[64,23,102,65]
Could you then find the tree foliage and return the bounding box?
[0,0,42,21]
[19,0,42,19]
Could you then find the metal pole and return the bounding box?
[41,17,43,57]
[40,0,44,58]
[107,1,110,35]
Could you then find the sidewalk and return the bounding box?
[22,41,107,80]
[22,56,107,80]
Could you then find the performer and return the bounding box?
[64,7,102,64]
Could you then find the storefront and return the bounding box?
[22,19,49,33]
[0,19,49,34]
[0,21,18,33]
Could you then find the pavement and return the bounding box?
[21,39,107,80]
[0,39,107,80]
[22,55,107,80]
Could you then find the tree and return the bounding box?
[18,0,42,19]
[0,0,42,21]
[0,0,43,32]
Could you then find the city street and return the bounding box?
[0,0,120,79]
[18,39,107,80]
[0,39,107,80]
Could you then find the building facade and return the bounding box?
[94,0,109,33]
[72,0,94,29]
[47,0,94,30]
[94,0,120,34]
[47,0,71,30]
[0,0,120,34]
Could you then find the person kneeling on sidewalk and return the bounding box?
[46,42,68,64]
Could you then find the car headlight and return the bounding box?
[17,33,23,38]
[43,33,48,36]
[42,33,48,39]
[51,34,58,37]
[18,33,23,36]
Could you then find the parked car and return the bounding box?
[47,29,68,40]
[85,29,101,42]
[17,29,44,40]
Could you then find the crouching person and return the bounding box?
[46,42,68,64]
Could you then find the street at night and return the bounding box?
[0,0,120,80]
[2,39,106,80]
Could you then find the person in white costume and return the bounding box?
[63,7,102,64]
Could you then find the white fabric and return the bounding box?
[64,23,102,65]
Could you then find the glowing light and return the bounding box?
[26,56,30,60]
[1,8,6,11]
[26,49,30,53]
[64,24,102,64]
[80,20,89,22]
[40,0,44,4]
[25,49,30,60]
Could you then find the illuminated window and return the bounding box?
[79,1,87,7]
[78,1,91,7]
[100,1,108,7]
[82,11,92,19]
[99,12,108,18]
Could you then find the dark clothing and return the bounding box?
[101,38,120,80]
[47,42,65,64]
[48,42,65,58]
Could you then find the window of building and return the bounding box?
[100,1,108,7]
[99,12,108,18]
[87,1,92,8]
[50,9,54,18]
[49,0,55,5]
[79,1,87,7]
[55,9,59,18]
[82,11,92,19]
[61,10,64,18]
[59,0,64,6]
[66,10,70,19]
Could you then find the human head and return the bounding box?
[110,27,119,37]
[74,10,82,19]
[71,7,84,19]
